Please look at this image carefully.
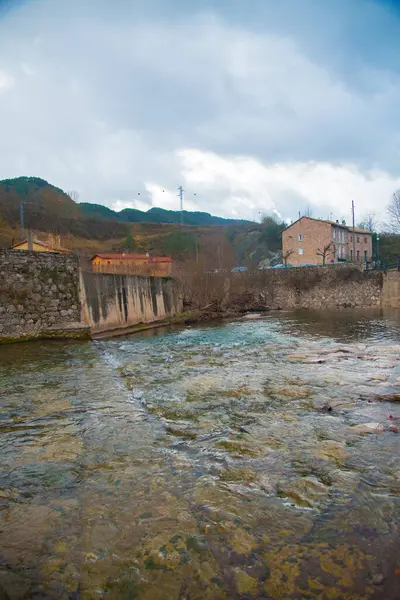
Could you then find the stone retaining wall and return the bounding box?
[381,271,400,309]
[0,250,89,343]
[227,265,384,310]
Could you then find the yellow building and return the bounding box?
[91,253,173,276]
[11,237,70,254]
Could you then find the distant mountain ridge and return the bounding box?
[79,203,251,226]
[0,176,251,227]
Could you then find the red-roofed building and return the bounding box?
[91,252,173,277]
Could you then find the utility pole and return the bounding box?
[178,185,184,225]
[352,200,356,262]
[20,200,25,241]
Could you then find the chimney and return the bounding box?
[342,219,346,225]
[27,230,33,251]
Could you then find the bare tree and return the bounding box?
[304,206,313,218]
[358,213,377,231]
[67,190,80,203]
[316,243,332,266]
[388,190,400,233]
[282,248,294,266]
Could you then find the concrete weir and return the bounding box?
[80,271,183,337]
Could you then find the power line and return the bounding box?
[352,200,356,263]
[178,185,184,225]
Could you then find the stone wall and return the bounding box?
[227,265,383,310]
[381,271,400,309]
[0,250,89,343]
[80,272,183,335]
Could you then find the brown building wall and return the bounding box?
[347,231,373,263]
[282,218,332,266]
[283,217,373,266]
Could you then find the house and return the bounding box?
[282,217,373,267]
[11,235,70,254]
[91,253,173,277]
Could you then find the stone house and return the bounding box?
[282,217,373,267]
[91,253,173,277]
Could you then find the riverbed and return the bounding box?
[1,310,400,599]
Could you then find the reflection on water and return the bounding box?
[1,309,400,599]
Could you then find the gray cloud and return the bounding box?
[0,0,400,221]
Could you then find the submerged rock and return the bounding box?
[375,393,400,403]
[367,373,389,382]
[350,422,385,434]
[317,440,349,465]
[277,476,329,508]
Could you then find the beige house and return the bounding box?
[11,235,70,254]
[282,217,373,267]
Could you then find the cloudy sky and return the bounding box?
[1,0,400,223]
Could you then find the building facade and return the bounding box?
[11,236,70,254]
[282,217,373,267]
[91,253,173,277]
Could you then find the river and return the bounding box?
[1,310,400,599]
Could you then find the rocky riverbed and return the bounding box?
[0,309,400,599]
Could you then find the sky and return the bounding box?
[1,0,400,224]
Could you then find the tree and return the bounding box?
[388,190,400,233]
[259,215,286,252]
[316,243,332,265]
[358,213,377,232]
[282,248,294,266]
[163,230,197,259]
[124,227,136,250]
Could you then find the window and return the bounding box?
[350,249,353,261]
[341,231,344,243]
[364,237,367,244]
[357,250,360,261]
[357,236,360,243]
[364,250,368,262]
[350,235,353,242]
[298,234,302,241]
[298,248,304,255]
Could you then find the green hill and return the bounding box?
[79,203,251,226]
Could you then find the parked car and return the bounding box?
[231,266,248,272]
[271,263,293,269]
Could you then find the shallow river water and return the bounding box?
[1,310,400,599]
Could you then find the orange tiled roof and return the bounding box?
[92,253,172,263]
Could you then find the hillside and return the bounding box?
[80,202,251,226]
[0,176,285,268]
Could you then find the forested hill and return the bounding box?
[0,176,251,227]
[79,203,250,225]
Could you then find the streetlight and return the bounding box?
[376,233,380,265]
